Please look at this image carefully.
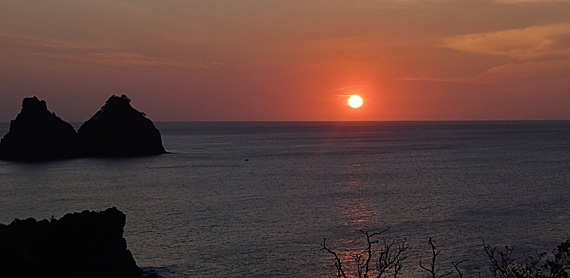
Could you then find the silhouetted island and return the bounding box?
[79,95,166,157]
[0,208,154,278]
[0,95,166,161]
[0,97,80,160]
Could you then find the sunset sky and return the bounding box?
[1,0,569,122]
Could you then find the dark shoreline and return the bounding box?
[0,208,156,278]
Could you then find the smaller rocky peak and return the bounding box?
[102,95,135,113]
[89,95,146,123]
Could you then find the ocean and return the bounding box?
[1,121,570,277]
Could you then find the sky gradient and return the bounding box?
[1,0,569,122]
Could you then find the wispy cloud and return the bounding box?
[482,59,570,82]
[443,22,570,60]
[31,52,189,67]
[274,34,406,54]
[335,85,369,92]
[0,33,118,51]
[0,33,226,69]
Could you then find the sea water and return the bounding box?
[1,121,569,277]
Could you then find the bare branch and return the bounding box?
[322,237,348,278]
[419,238,453,278]
[323,229,406,278]
[452,259,468,278]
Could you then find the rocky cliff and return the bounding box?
[0,208,150,278]
[0,97,80,160]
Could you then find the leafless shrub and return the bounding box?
[484,240,570,278]
[321,228,408,278]
[323,232,570,278]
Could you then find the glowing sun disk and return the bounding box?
[348,95,363,108]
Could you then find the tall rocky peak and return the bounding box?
[18,97,50,119]
[11,96,66,132]
[78,95,166,157]
[0,96,79,160]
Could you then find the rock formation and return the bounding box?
[78,95,166,157]
[0,97,80,161]
[0,208,152,278]
[0,95,166,161]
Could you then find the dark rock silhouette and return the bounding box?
[0,208,151,278]
[0,95,166,161]
[0,97,80,161]
[78,95,166,157]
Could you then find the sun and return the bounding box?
[348,95,363,108]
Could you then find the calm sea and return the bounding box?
[1,121,570,277]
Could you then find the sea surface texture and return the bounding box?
[1,121,569,277]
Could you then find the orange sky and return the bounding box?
[1,0,569,122]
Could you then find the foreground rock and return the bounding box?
[0,208,151,278]
[0,97,80,160]
[78,95,166,157]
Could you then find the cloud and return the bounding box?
[443,22,570,60]
[274,35,386,54]
[30,52,228,69]
[482,59,570,82]
[0,33,225,69]
[30,52,188,67]
[335,85,369,92]
[0,33,118,51]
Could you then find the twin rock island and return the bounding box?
[0,95,166,161]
